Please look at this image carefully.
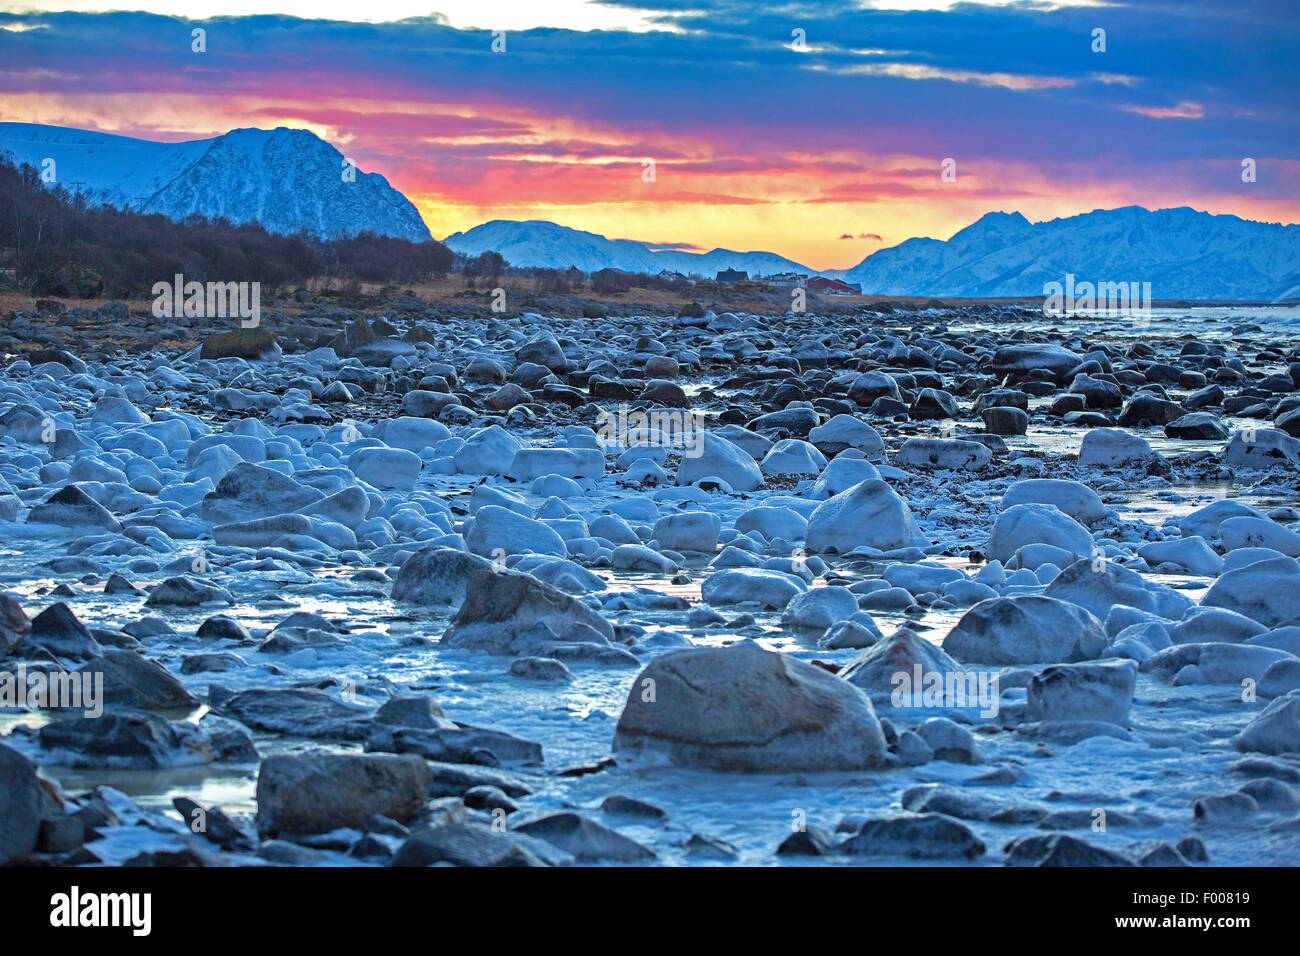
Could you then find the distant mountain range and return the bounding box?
[442,219,816,278]
[0,122,430,241]
[450,210,1300,300]
[829,207,1300,301]
[3,123,1296,299]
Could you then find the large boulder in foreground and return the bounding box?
[256,752,433,836]
[942,595,1106,665]
[806,479,913,554]
[612,641,887,772]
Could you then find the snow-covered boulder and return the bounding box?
[701,568,807,610]
[1000,479,1106,525]
[612,641,887,772]
[1201,557,1300,629]
[675,433,763,492]
[781,586,860,631]
[897,438,991,471]
[806,479,913,554]
[1078,428,1161,469]
[1233,690,1300,755]
[465,506,568,559]
[651,511,721,553]
[987,504,1094,564]
[942,595,1106,665]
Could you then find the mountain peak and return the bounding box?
[0,122,430,241]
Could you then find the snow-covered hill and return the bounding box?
[443,220,820,277]
[0,123,431,241]
[833,207,1300,301]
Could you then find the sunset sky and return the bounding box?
[0,0,1297,270]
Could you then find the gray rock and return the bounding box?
[612,641,887,772]
[943,595,1106,665]
[838,813,985,859]
[440,568,614,656]
[215,687,373,740]
[0,743,45,865]
[513,811,655,862]
[20,602,104,662]
[78,649,198,710]
[390,546,494,607]
[256,752,434,836]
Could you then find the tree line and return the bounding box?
[0,159,455,298]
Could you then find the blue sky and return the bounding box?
[1,0,1295,267]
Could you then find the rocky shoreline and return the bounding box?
[2,296,1299,867]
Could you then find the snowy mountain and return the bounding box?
[833,207,1300,301]
[443,220,820,277]
[0,123,431,241]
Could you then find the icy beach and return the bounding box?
[2,300,1299,867]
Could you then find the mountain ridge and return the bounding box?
[2,122,1296,299]
[442,219,821,277]
[0,122,432,241]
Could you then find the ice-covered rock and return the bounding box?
[440,567,617,657]
[391,547,494,607]
[942,595,1106,665]
[1180,499,1267,541]
[652,511,721,553]
[1026,660,1137,725]
[465,506,568,559]
[897,438,991,471]
[987,504,1094,564]
[198,462,324,524]
[760,439,827,477]
[1218,516,1300,557]
[454,425,522,475]
[806,479,913,554]
[1223,428,1300,470]
[1201,557,1300,629]
[1233,690,1300,755]
[701,568,807,609]
[807,415,883,459]
[1000,479,1106,525]
[1078,428,1162,469]
[675,433,763,492]
[781,586,859,631]
[1143,642,1294,685]
[612,641,887,772]
[840,627,967,706]
[349,446,422,490]
[1137,536,1224,576]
